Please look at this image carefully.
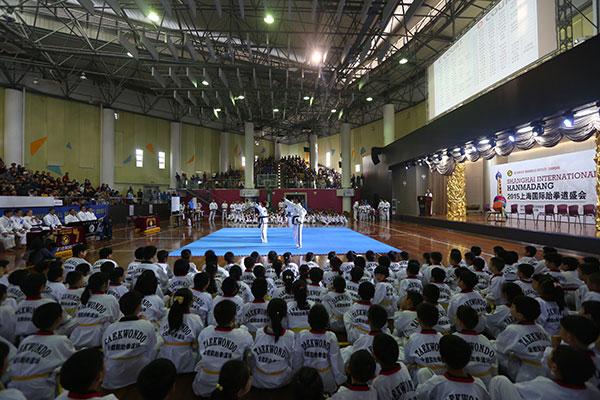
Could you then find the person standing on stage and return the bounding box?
[208,200,218,222]
[255,202,269,243]
[221,201,228,223]
[283,197,307,248]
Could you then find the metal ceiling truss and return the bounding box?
[0,0,583,143]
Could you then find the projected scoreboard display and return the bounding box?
[427,0,556,119]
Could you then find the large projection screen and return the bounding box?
[428,0,557,120]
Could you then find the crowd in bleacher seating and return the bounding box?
[0,242,599,399]
[0,159,120,205]
[175,156,348,190]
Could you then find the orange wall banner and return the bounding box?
[187,154,195,164]
[146,143,155,153]
[30,136,48,156]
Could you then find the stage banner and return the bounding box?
[489,149,597,221]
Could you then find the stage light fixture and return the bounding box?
[366,97,373,102]
[399,57,408,65]
[264,13,274,24]
[147,10,160,22]
[532,123,544,137]
[508,135,515,142]
[562,113,574,128]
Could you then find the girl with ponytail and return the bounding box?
[210,360,251,400]
[272,269,295,302]
[159,288,204,373]
[286,280,314,332]
[536,276,567,335]
[251,298,295,389]
[71,272,120,348]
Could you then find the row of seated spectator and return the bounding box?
[0,159,120,205]
[174,156,350,189]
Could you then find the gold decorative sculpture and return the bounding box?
[447,163,467,221]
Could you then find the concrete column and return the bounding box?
[169,121,182,189]
[274,140,282,161]
[383,103,395,146]
[100,107,115,188]
[244,122,255,189]
[3,88,24,165]
[341,123,352,212]
[219,131,230,172]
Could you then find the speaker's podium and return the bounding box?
[418,196,433,216]
[134,215,160,235]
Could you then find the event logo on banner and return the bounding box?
[489,149,597,220]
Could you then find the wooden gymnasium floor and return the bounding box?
[0,219,595,399]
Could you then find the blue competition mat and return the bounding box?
[169,227,400,256]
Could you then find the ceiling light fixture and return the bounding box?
[147,11,160,22]
[478,138,490,145]
[273,108,280,112]
[399,57,408,64]
[214,108,221,112]
[331,109,337,113]
[303,96,310,101]
[366,97,373,102]
[264,13,274,24]
[508,135,515,142]
[311,50,323,65]
[126,52,134,58]
[201,79,209,86]
[80,72,87,80]
[236,95,245,100]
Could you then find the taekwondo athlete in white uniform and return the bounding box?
[255,202,269,243]
[208,200,218,222]
[283,197,307,248]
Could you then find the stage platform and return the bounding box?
[169,227,400,257]
[397,214,600,255]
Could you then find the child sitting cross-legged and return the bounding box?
[496,295,551,382]
[330,350,377,400]
[342,304,388,363]
[489,345,600,400]
[158,288,204,373]
[416,335,490,400]
[371,333,417,400]
[454,305,497,386]
[485,282,523,338]
[9,302,75,400]
[393,291,423,344]
[344,282,375,344]
[55,348,118,400]
[403,302,444,382]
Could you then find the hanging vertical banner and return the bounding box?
[489,149,597,221]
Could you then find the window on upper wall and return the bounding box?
[355,164,361,173]
[158,151,166,169]
[135,149,143,167]
[241,156,246,167]
[325,151,331,168]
